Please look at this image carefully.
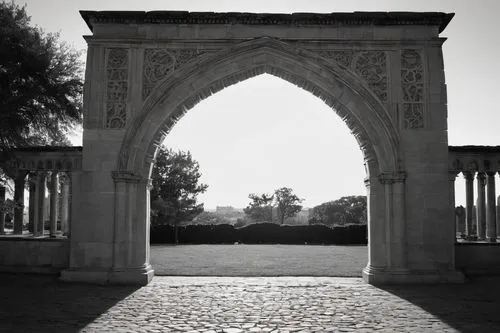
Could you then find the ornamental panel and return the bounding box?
[142,48,217,100]
[105,48,129,129]
[353,51,388,103]
[401,49,425,129]
[314,50,388,103]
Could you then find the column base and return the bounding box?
[362,265,465,284]
[60,265,154,286]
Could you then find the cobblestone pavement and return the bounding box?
[1,275,500,333]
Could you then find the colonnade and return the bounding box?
[451,171,499,241]
[0,171,72,237]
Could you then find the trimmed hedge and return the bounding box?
[150,223,367,245]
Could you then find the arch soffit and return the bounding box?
[118,37,401,177]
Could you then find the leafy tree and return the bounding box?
[0,1,83,180]
[244,187,304,225]
[243,193,274,222]
[274,187,303,225]
[191,211,231,226]
[309,196,367,226]
[150,146,208,243]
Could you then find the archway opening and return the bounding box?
[116,39,402,282]
[149,73,369,276]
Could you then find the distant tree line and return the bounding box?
[309,196,367,226]
[149,148,367,237]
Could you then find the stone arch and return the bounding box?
[118,37,401,179]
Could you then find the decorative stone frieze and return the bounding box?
[142,48,218,100]
[106,48,129,129]
[315,50,388,103]
[401,49,425,129]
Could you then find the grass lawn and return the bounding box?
[151,244,367,276]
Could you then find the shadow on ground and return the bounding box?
[0,273,138,333]
[379,279,500,332]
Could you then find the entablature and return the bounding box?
[10,146,83,172]
[449,146,500,174]
[81,11,454,42]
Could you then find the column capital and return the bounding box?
[476,171,487,184]
[378,171,406,184]
[463,171,475,181]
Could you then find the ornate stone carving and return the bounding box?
[401,50,424,129]
[316,50,354,67]
[142,48,216,100]
[315,50,387,102]
[354,51,388,102]
[106,48,129,128]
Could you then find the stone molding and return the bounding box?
[378,171,407,184]
[80,11,454,33]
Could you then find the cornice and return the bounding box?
[80,11,454,34]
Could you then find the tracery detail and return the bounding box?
[401,50,425,129]
[106,48,129,128]
[354,51,387,102]
[142,49,216,99]
[315,50,387,102]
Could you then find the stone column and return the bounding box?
[375,172,407,272]
[455,206,466,236]
[33,172,46,237]
[0,186,6,235]
[49,172,58,237]
[60,173,70,236]
[476,172,486,240]
[497,195,500,238]
[28,173,36,233]
[110,171,154,284]
[464,171,475,239]
[449,172,458,240]
[486,172,497,242]
[13,172,26,234]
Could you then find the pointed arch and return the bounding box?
[117,37,401,179]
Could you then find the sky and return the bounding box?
[14,0,500,209]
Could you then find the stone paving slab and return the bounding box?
[1,274,500,332]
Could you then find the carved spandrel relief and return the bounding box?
[316,50,354,68]
[142,49,216,100]
[105,48,129,129]
[314,50,387,103]
[354,51,388,103]
[401,50,424,129]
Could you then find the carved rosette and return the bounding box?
[105,49,129,129]
[142,49,216,100]
[401,50,425,129]
[315,50,387,103]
